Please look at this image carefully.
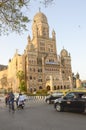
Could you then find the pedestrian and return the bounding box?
[8,91,15,112]
[5,93,9,106]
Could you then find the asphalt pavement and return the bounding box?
[0,98,86,130]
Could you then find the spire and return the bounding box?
[16,49,18,55]
[14,49,18,57]
[52,29,56,39]
[39,7,41,12]
[27,35,31,43]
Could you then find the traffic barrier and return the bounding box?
[27,96,47,103]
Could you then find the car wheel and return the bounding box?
[56,103,63,112]
[46,100,50,104]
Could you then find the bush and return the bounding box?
[36,89,48,96]
[26,89,48,96]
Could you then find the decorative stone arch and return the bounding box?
[61,85,63,89]
[64,85,66,89]
[46,85,50,91]
[57,86,60,89]
[39,86,42,89]
[54,86,56,90]
[34,88,36,91]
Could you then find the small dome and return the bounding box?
[60,49,68,57]
[33,12,48,23]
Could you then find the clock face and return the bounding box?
[63,50,66,56]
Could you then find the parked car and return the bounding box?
[45,92,64,104]
[54,91,86,113]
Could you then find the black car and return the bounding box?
[54,91,86,113]
[45,92,64,104]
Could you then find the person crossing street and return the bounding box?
[8,91,15,112]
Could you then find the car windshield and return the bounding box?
[64,92,75,99]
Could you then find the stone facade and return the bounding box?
[82,80,86,88]
[24,11,72,92]
[0,50,25,92]
[0,11,73,92]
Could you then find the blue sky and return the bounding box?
[0,0,86,80]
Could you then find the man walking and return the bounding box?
[8,91,15,112]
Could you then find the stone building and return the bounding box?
[0,11,73,92]
[0,50,25,92]
[0,67,8,92]
[24,11,72,92]
[82,80,86,88]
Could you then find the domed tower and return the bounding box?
[60,48,70,66]
[61,48,68,57]
[32,11,49,39]
[60,48,72,82]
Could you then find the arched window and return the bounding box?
[30,76,32,80]
[47,86,50,90]
[39,86,42,89]
[57,86,59,89]
[54,86,56,90]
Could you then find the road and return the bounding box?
[0,99,86,130]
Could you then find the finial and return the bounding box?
[16,49,18,54]
[39,7,41,12]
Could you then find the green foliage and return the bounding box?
[16,70,26,92]
[19,80,27,92]
[26,89,48,96]
[0,0,30,35]
[40,0,54,7]
[0,0,54,35]
[36,89,48,96]
[16,70,24,82]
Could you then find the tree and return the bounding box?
[16,70,24,82]
[16,70,26,92]
[19,80,27,92]
[0,0,54,35]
